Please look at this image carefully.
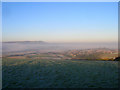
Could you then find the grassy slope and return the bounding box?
[3,58,118,88]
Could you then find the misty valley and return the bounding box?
[2,1,118,89]
[2,42,119,88]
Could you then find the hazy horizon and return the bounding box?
[2,2,119,88]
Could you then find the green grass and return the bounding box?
[2,58,118,88]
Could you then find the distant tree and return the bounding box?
[114,57,120,61]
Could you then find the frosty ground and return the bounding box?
[3,58,118,88]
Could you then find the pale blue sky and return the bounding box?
[2,2,118,43]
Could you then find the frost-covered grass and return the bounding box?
[3,58,118,88]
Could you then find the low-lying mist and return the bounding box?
[2,42,118,55]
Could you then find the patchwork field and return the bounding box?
[3,58,118,88]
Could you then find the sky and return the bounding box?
[2,2,118,43]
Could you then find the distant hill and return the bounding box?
[3,41,47,44]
